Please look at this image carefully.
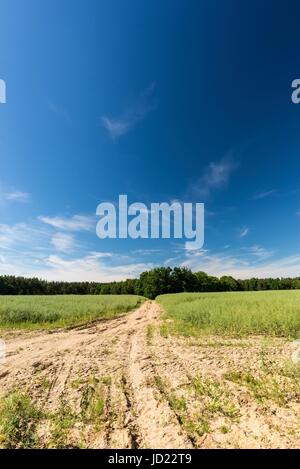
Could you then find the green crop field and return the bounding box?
[0,295,144,329]
[157,290,300,338]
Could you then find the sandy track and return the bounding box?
[1,301,300,449]
[0,301,192,449]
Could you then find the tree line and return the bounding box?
[0,267,300,298]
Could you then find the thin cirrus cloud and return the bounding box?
[247,245,274,260]
[51,232,75,253]
[180,248,300,279]
[0,217,154,281]
[239,227,249,238]
[40,254,154,282]
[0,222,46,248]
[0,185,30,203]
[4,190,30,202]
[101,83,157,140]
[191,154,239,198]
[252,189,276,200]
[0,248,154,282]
[0,222,29,248]
[38,214,95,232]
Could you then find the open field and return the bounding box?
[0,295,145,329]
[157,290,300,337]
[1,292,300,448]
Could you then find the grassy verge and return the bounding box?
[0,375,112,448]
[154,374,240,442]
[0,391,42,448]
[0,295,145,329]
[157,291,300,338]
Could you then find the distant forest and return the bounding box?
[1,267,300,299]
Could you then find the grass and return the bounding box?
[157,290,300,338]
[49,374,110,448]
[154,374,239,441]
[0,391,42,448]
[0,391,79,449]
[146,324,155,345]
[224,370,286,405]
[0,373,112,448]
[0,294,144,329]
[49,400,78,448]
[224,360,300,406]
[80,376,106,428]
[191,376,240,418]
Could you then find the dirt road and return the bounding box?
[1,300,300,449]
[0,301,192,449]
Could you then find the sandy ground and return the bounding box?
[0,300,300,449]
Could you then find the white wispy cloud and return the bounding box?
[225,253,300,279]
[252,189,276,200]
[0,216,153,281]
[180,245,300,279]
[191,154,238,198]
[38,253,152,282]
[4,190,30,202]
[0,223,25,248]
[0,218,298,282]
[51,232,75,253]
[239,227,249,238]
[39,215,95,232]
[247,245,274,260]
[0,182,31,203]
[0,250,153,282]
[1,210,298,283]
[0,222,46,248]
[181,248,247,273]
[101,83,156,140]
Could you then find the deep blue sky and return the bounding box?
[1,0,300,281]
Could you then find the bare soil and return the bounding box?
[0,300,299,449]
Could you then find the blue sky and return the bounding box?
[1,0,300,281]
